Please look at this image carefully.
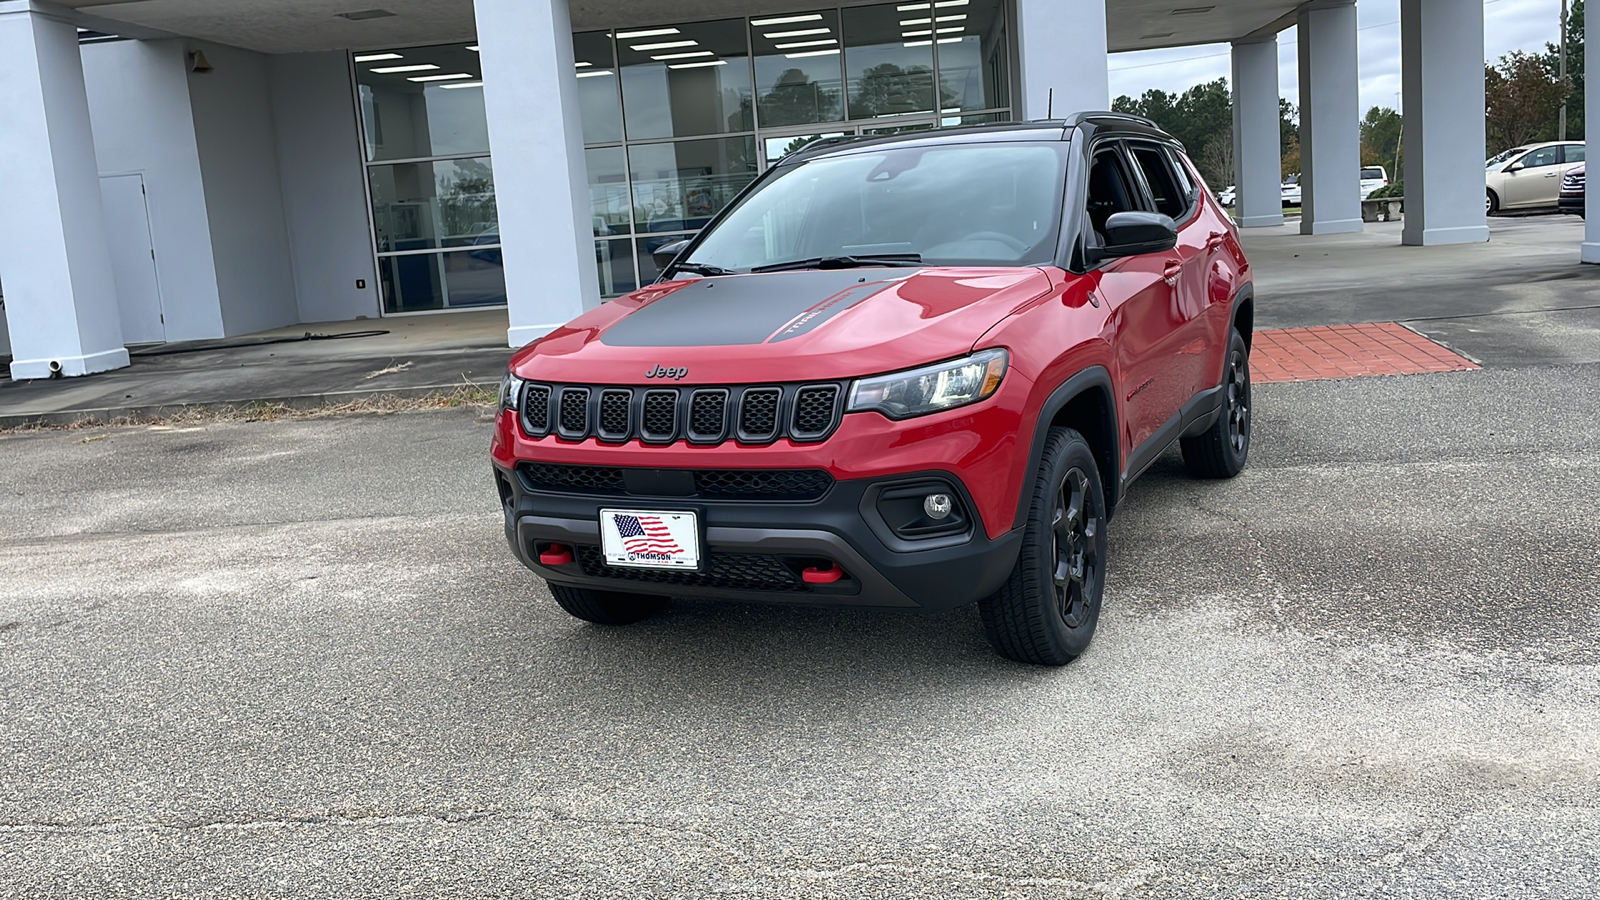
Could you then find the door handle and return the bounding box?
[1206,232,1225,250]
[1163,261,1183,282]
[1546,172,1560,177]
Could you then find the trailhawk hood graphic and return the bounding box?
[511,267,1054,386]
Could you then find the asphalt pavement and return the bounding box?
[2,357,1597,896]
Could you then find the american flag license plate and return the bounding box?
[599,509,701,569]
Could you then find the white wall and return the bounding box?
[81,38,226,342]
[186,41,299,336]
[267,52,381,324]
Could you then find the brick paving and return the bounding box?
[1250,322,1480,384]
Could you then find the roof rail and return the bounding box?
[1053,111,1160,129]
[780,134,868,163]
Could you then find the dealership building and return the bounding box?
[0,0,1590,380]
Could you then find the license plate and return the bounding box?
[599,509,700,570]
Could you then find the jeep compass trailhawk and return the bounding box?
[491,113,1254,666]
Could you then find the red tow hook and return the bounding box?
[802,563,845,584]
[539,544,574,566]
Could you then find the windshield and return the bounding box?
[1360,167,1385,180]
[681,141,1069,273]
[1487,147,1527,168]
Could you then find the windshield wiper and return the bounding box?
[671,261,736,277]
[751,254,923,274]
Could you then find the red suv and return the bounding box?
[491,113,1253,666]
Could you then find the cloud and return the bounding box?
[1108,0,1565,115]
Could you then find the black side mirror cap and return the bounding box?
[651,238,693,272]
[1091,211,1179,263]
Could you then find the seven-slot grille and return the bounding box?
[520,381,844,445]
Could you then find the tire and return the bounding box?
[549,582,665,625]
[1180,328,1252,479]
[1487,190,1500,216]
[978,427,1107,666]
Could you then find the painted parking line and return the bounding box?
[1249,322,1480,384]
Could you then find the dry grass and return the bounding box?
[0,380,497,435]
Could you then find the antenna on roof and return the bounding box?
[1047,88,1054,119]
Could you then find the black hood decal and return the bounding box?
[599,270,907,348]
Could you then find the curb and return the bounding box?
[0,380,497,430]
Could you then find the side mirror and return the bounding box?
[1507,162,1525,173]
[651,238,693,272]
[1094,211,1179,261]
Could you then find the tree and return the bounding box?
[1360,106,1403,175]
[847,63,951,119]
[1113,79,1232,184]
[1540,0,1585,139]
[1486,51,1570,152]
[758,68,841,128]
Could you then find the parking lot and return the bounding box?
[2,218,1599,897]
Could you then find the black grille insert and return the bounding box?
[739,388,782,441]
[641,390,679,441]
[516,463,832,501]
[522,385,551,434]
[597,390,631,441]
[558,388,589,437]
[519,463,627,494]
[792,385,840,439]
[687,390,729,443]
[573,544,806,593]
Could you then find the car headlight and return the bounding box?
[499,370,526,412]
[847,349,1008,420]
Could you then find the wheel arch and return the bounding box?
[1015,366,1121,528]
[1231,283,1254,350]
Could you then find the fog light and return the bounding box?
[924,493,953,519]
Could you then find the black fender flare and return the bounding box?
[1012,365,1120,529]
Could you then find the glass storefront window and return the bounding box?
[587,147,631,236]
[929,0,1010,114]
[628,136,758,235]
[356,43,488,162]
[368,157,497,253]
[596,238,641,296]
[574,31,623,144]
[752,9,844,127]
[842,4,938,119]
[618,19,753,140]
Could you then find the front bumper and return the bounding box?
[1560,192,1585,214]
[493,462,1023,611]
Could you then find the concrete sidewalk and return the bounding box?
[0,310,512,427]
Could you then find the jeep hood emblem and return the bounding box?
[646,365,688,380]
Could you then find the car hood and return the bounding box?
[510,267,1054,385]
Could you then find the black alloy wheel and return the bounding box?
[980,427,1107,666]
[1180,327,1252,479]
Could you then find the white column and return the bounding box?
[1584,0,1600,262]
[1231,37,1285,228]
[1297,1,1363,235]
[475,0,596,348]
[1015,0,1109,118]
[0,0,127,380]
[1400,0,1489,246]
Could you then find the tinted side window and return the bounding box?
[1086,148,1140,237]
[1566,144,1586,163]
[1129,143,1188,220]
[1524,147,1560,168]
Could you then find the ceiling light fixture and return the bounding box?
[576,69,615,78]
[903,40,932,47]
[763,27,832,38]
[354,52,402,62]
[937,36,962,43]
[630,39,698,51]
[751,13,823,26]
[936,0,970,6]
[668,59,728,69]
[785,49,841,58]
[774,39,837,49]
[466,45,479,51]
[615,27,680,38]
[440,81,483,89]
[896,2,932,10]
[575,61,592,67]
[370,63,438,73]
[651,50,715,60]
[408,72,474,82]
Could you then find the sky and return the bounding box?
[1108,0,1569,115]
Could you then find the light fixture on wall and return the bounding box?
[188,50,213,74]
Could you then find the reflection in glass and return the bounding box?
[635,235,682,287]
[587,147,631,235]
[355,43,488,161]
[924,0,1010,113]
[596,238,640,297]
[368,157,497,252]
[619,19,753,140]
[574,32,622,144]
[378,253,443,313]
[442,248,507,307]
[752,9,844,127]
[629,137,758,234]
[843,4,941,120]
[763,132,847,166]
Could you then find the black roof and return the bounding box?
[782,112,1174,165]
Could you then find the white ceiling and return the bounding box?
[64,0,1304,55]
